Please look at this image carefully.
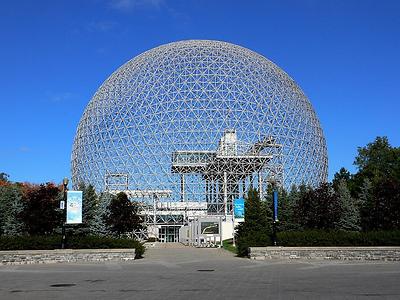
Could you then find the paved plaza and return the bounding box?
[1,244,400,299]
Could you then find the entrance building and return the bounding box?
[159,225,180,243]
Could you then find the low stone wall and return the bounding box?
[0,249,136,265]
[249,247,400,261]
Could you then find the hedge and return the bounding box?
[236,230,400,257]
[0,235,145,258]
[277,230,400,247]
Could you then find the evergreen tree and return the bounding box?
[106,192,142,236]
[74,184,98,235]
[243,188,270,230]
[280,185,302,231]
[295,183,340,230]
[0,185,8,234]
[332,167,353,193]
[335,179,360,231]
[90,192,114,236]
[0,184,24,235]
[276,187,297,231]
[235,188,271,256]
[372,177,400,230]
[359,178,374,231]
[293,184,313,230]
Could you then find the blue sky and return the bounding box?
[1,0,399,184]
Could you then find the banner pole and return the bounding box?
[61,178,69,249]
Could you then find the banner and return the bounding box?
[273,190,278,222]
[234,198,245,218]
[66,191,83,224]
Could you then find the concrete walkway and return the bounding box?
[1,246,400,299]
[145,242,189,248]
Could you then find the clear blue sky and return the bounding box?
[1,0,399,185]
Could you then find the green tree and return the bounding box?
[0,184,24,235]
[106,192,142,236]
[91,192,114,236]
[293,184,313,230]
[235,188,271,256]
[358,176,400,231]
[362,177,400,231]
[276,187,297,231]
[353,136,400,192]
[353,137,400,230]
[335,179,360,231]
[277,185,304,231]
[295,183,340,230]
[359,178,374,231]
[72,184,99,235]
[373,178,400,230]
[332,167,353,192]
[244,188,270,230]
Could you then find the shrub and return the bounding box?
[277,230,400,247]
[0,235,145,258]
[236,230,271,257]
[67,236,145,258]
[235,230,400,256]
[0,235,60,250]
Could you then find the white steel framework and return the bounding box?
[71,40,328,219]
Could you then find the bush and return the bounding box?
[277,230,400,247]
[236,230,271,257]
[0,235,60,250]
[235,230,400,256]
[0,235,145,258]
[67,236,145,258]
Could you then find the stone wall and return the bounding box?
[249,247,400,261]
[0,249,136,265]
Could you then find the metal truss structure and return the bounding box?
[71,40,328,219]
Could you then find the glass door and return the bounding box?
[159,226,180,242]
[159,226,166,243]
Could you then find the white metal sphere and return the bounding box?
[71,40,327,198]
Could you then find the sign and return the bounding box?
[66,191,83,224]
[201,222,219,234]
[60,200,65,209]
[234,198,245,218]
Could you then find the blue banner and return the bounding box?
[234,198,245,218]
[66,191,83,224]
[273,191,278,222]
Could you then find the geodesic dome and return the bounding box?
[71,40,327,203]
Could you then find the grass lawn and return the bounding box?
[223,238,237,254]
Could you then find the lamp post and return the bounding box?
[61,177,69,249]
